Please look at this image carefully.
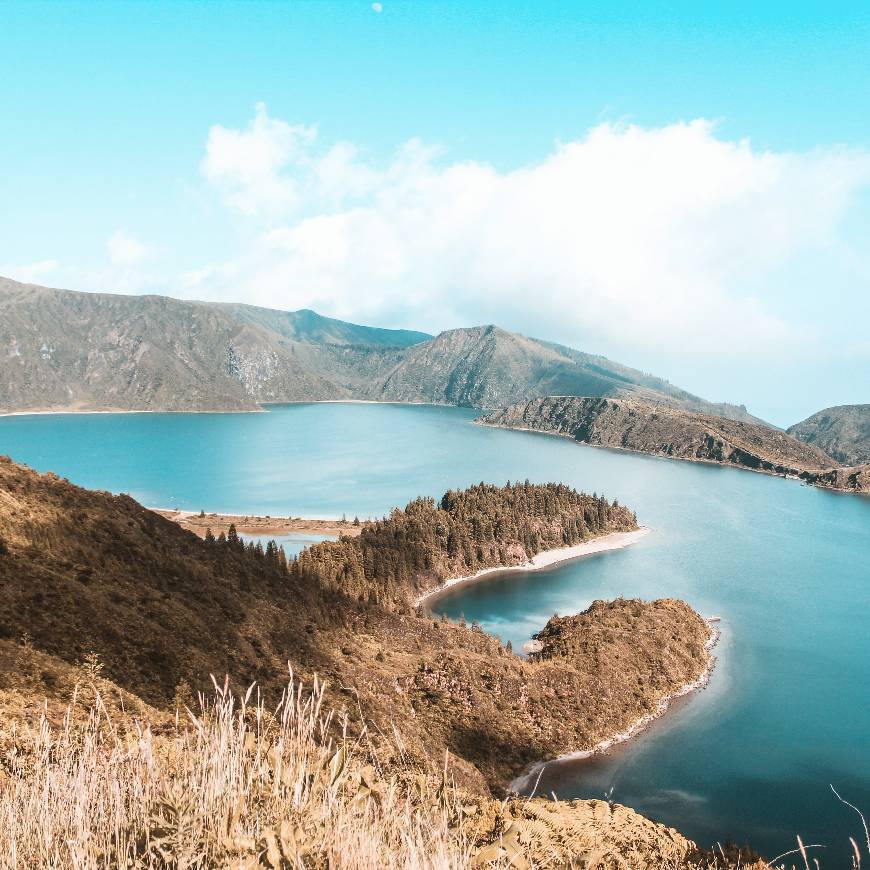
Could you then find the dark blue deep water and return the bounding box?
[1,403,868,860]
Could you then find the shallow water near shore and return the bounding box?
[1,402,868,860]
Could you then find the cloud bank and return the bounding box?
[189,106,870,365]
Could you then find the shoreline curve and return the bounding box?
[415,526,651,608]
[508,621,721,796]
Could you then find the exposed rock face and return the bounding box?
[0,279,361,412]
[804,463,870,493]
[788,404,870,466]
[480,396,869,494]
[1,277,764,421]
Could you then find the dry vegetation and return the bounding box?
[0,670,478,869]
[0,454,787,867]
[0,661,771,870]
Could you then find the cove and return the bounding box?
[1,402,868,861]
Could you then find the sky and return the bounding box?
[1,1,869,426]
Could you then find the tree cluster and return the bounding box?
[289,482,637,609]
[204,523,288,572]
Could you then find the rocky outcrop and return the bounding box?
[802,463,870,493]
[480,396,869,494]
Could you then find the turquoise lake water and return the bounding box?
[241,532,338,558]
[1,402,868,860]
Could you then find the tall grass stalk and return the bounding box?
[0,671,473,869]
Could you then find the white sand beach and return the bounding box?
[414,526,651,608]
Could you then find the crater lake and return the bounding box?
[1,402,868,861]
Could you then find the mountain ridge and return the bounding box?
[1,276,766,422]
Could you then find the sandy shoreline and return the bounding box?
[153,508,366,539]
[508,621,722,795]
[414,526,651,608]
[0,399,452,418]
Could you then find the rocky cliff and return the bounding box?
[480,396,869,494]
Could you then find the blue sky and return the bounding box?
[1,1,869,425]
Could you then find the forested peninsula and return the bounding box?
[292,481,638,607]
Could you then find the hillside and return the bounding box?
[788,404,870,466]
[480,396,869,494]
[1,277,762,420]
[346,325,760,420]
[0,457,715,797]
[217,300,432,348]
[0,278,356,412]
[0,641,731,870]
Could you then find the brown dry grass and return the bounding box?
[3,669,761,870]
[0,671,478,869]
[5,669,862,869]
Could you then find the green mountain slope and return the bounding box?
[357,325,764,421]
[217,301,431,348]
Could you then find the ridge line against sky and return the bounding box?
[1,0,869,426]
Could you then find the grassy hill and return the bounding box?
[1,640,730,869]
[788,404,870,466]
[0,457,714,790]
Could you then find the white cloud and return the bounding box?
[1,259,59,284]
[372,2,383,12]
[192,111,870,360]
[107,230,147,266]
[201,102,316,217]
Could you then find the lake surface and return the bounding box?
[1,402,868,861]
